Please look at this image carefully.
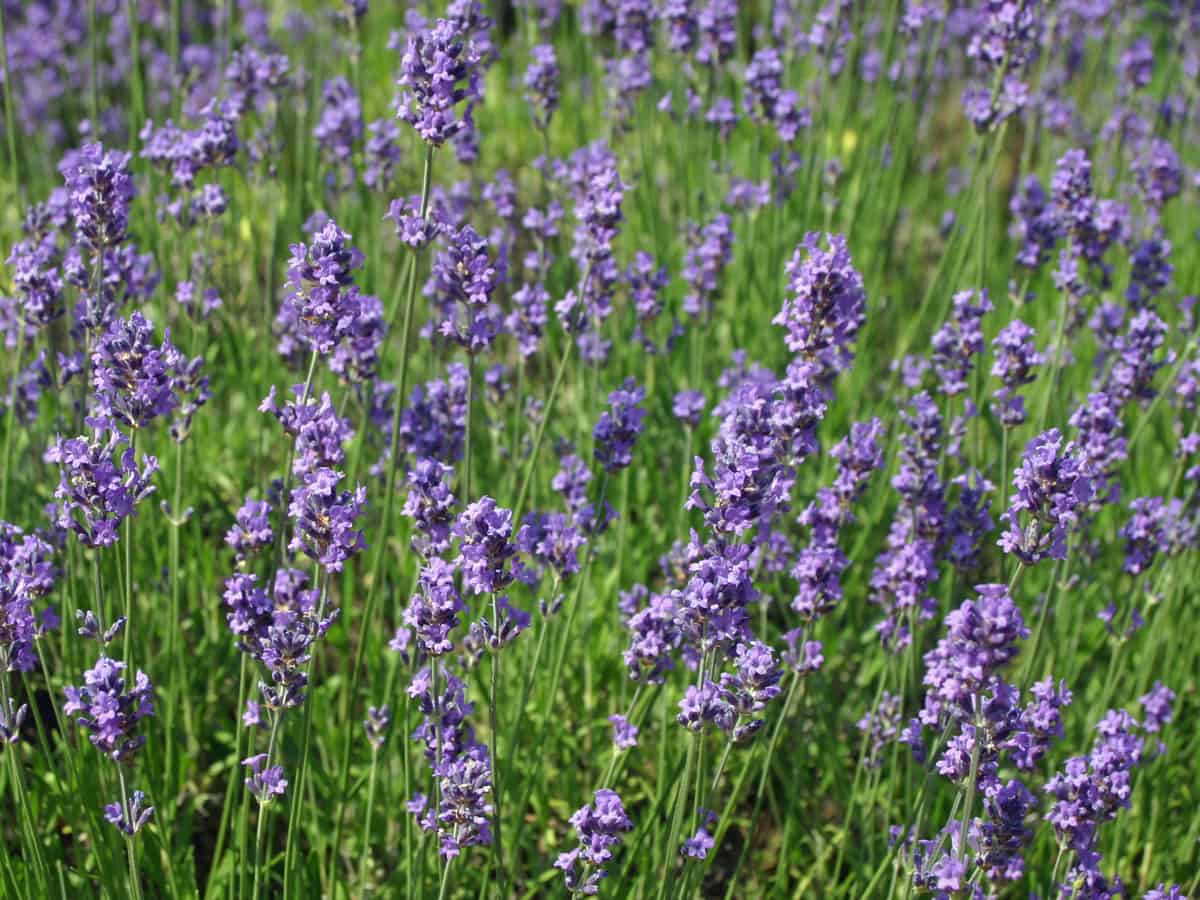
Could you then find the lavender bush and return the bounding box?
[0,2,1196,898]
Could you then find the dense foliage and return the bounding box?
[0,1,1197,898]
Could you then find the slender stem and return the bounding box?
[0,1,19,188]
[0,336,25,520]
[118,768,144,900]
[717,673,801,897]
[282,575,330,896]
[511,335,573,526]
[329,145,435,870]
[88,0,100,130]
[486,623,507,897]
[121,432,137,670]
[252,711,283,900]
[436,853,454,900]
[957,718,983,864]
[465,352,477,505]
[166,440,184,779]
[659,733,698,900]
[356,749,380,891]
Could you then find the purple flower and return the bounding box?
[1045,708,1146,862]
[1068,392,1127,508]
[453,498,516,595]
[674,536,756,655]
[225,498,274,564]
[609,714,639,749]
[1118,497,1176,575]
[627,250,668,334]
[397,18,482,146]
[931,290,992,397]
[428,223,501,353]
[555,789,633,895]
[990,319,1040,427]
[558,142,625,334]
[704,96,738,140]
[672,390,705,428]
[744,47,783,123]
[1119,37,1154,90]
[227,569,337,710]
[1143,887,1188,900]
[278,221,366,356]
[140,107,238,190]
[402,459,458,558]
[59,143,134,251]
[0,524,57,675]
[622,589,680,684]
[261,386,354,478]
[103,788,154,835]
[89,311,198,432]
[1127,238,1172,310]
[524,44,559,129]
[435,744,494,858]
[507,282,549,359]
[243,753,288,802]
[330,292,386,384]
[942,470,996,572]
[63,656,154,763]
[694,0,737,67]
[681,214,735,319]
[790,419,886,625]
[594,379,646,474]
[1139,682,1175,734]
[681,824,715,859]
[287,468,367,573]
[403,558,465,656]
[1009,175,1060,270]
[999,429,1092,565]
[384,196,437,249]
[364,705,391,749]
[775,233,867,381]
[363,118,402,192]
[314,76,363,178]
[1132,138,1182,218]
[48,431,158,548]
[517,512,584,582]
[1104,309,1168,408]
[919,585,1028,725]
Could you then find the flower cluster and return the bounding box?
[397,18,482,146]
[999,429,1092,565]
[428,223,501,353]
[63,657,154,763]
[774,232,867,382]
[0,523,57,679]
[555,789,634,896]
[593,379,646,474]
[48,432,159,548]
[277,221,367,357]
[990,319,1040,427]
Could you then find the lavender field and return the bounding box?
[0,1,1197,897]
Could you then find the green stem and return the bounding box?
[117,767,144,900]
[486,620,507,897]
[511,334,573,526]
[0,336,25,521]
[282,576,330,897]
[465,352,477,505]
[251,711,282,900]
[121,432,136,671]
[0,1,19,188]
[659,733,698,900]
[329,145,435,871]
[356,748,380,892]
